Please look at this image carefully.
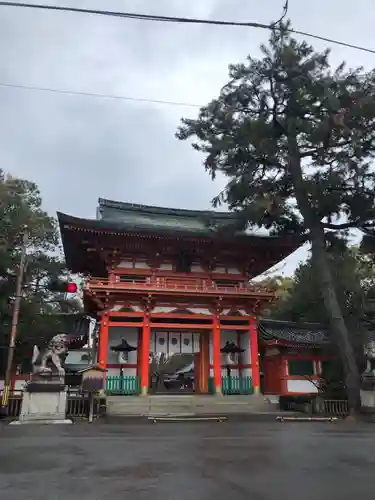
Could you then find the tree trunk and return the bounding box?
[310,225,361,414]
[287,133,361,414]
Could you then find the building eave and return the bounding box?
[57,211,302,244]
[258,318,329,346]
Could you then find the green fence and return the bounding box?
[106,376,140,395]
[208,376,253,395]
[106,375,252,395]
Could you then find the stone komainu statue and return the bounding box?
[363,339,375,376]
[32,334,70,377]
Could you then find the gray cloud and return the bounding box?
[0,0,373,274]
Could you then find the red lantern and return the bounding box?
[66,282,78,293]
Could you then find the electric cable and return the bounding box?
[0,1,374,54]
[0,81,202,107]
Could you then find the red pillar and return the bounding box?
[237,332,242,377]
[98,313,109,370]
[212,315,222,395]
[249,316,260,395]
[199,332,209,393]
[136,327,142,378]
[140,313,150,395]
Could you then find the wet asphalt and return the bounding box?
[1,419,375,500]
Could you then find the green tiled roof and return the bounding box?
[57,200,302,275]
[259,319,329,345]
[97,198,243,235]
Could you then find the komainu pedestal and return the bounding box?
[17,376,71,424]
[360,339,375,417]
[360,374,375,416]
[12,334,75,425]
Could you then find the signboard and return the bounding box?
[80,366,106,392]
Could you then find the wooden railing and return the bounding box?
[280,397,350,417]
[208,376,253,395]
[106,376,140,395]
[0,390,105,419]
[323,399,349,417]
[85,276,273,296]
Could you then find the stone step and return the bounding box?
[106,395,275,416]
[107,395,261,402]
[107,397,260,406]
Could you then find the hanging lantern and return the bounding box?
[110,339,137,363]
[220,341,245,378]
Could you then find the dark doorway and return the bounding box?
[149,353,196,394]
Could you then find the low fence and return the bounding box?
[280,395,349,417]
[106,376,140,395]
[105,375,253,396]
[209,376,253,395]
[0,390,104,419]
[1,391,23,418]
[322,399,349,417]
[66,394,103,418]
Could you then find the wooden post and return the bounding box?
[199,331,209,393]
[88,393,94,423]
[98,314,109,372]
[237,332,243,377]
[1,229,28,414]
[212,315,222,395]
[249,316,260,395]
[140,313,150,396]
[136,327,142,378]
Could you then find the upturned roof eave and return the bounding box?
[57,211,302,245]
[263,339,329,348]
[258,318,329,346]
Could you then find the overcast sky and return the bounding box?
[0,0,374,276]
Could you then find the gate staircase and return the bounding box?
[106,394,277,417]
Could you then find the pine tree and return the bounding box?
[0,170,82,375]
[176,22,375,414]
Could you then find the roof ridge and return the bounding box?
[98,198,237,219]
[259,318,327,329]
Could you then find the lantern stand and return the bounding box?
[110,339,137,393]
[220,341,245,393]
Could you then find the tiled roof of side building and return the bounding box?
[258,319,329,345]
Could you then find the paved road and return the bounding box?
[1,419,375,500]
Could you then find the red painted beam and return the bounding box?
[108,311,143,317]
[151,313,212,320]
[150,322,213,329]
[108,321,144,327]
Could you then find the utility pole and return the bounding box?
[0,228,28,415]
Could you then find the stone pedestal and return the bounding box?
[360,374,375,415]
[12,375,72,425]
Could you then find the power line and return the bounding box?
[0,2,281,27]
[0,81,202,108]
[1,1,375,55]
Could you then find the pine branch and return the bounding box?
[322,220,375,230]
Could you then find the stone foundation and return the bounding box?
[16,376,72,424]
[19,390,69,422]
[360,374,375,414]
